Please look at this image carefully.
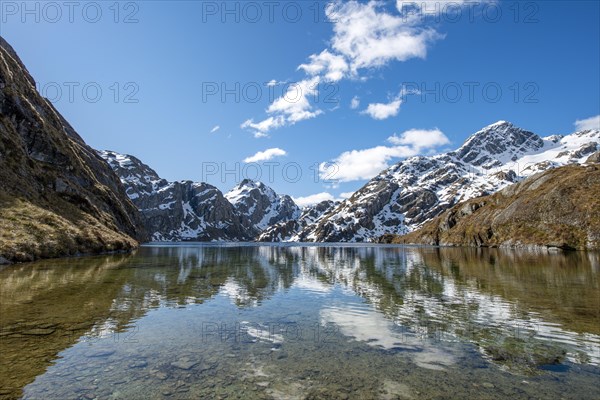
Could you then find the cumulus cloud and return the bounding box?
[340,192,355,199]
[387,128,450,150]
[209,125,220,133]
[327,1,443,73]
[320,128,450,182]
[298,49,349,82]
[242,78,323,137]
[574,115,600,131]
[241,0,460,136]
[293,192,336,207]
[266,77,323,123]
[243,148,287,163]
[319,145,415,181]
[241,116,285,138]
[350,96,360,109]
[362,99,403,120]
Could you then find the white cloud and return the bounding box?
[241,1,448,135]
[241,116,285,138]
[350,96,360,109]
[243,148,287,163]
[387,128,450,150]
[209,125,220,134]
[298,49,349,82]
[243,78,324,137]
[321,128,450,182]
[293,192,336,207]
[320,145,414,181]
[574,115,600,131]
[362,98,402,120]
[340,191,355,199]
[266,79,287,87]
[267,77,323,123]
[327,1,443,73]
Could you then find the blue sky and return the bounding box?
[2,0,599,205]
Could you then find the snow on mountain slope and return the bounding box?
[98,151,167,200]
[99,151,251,241]
[100,152,302,241]
[257,200,339,242]
[293,122,600,242]
[100,122,598,243]
[225,179,301,232]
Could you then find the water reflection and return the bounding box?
[0,245,598,399]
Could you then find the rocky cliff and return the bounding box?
[99,152,301,241]
[0,37,145,263]
[257,200,339,242]
[296,122,599,242]
[380,158,600,250]
[99,151,251,241]
[225,179,301,234]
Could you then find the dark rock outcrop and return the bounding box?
[0,37,145,263]
[257,200,338,242]
[99,151,251,241]
[225,179,300,234]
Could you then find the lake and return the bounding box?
[0,244,599,399]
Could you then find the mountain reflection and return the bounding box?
[1,245,599,398]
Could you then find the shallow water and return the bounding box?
[0,245,599,399]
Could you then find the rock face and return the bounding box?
[101,121,599,244]
[257,200,339,242]
[99,153,301,241]
[99,151,251,241]
[225,179,301,234]
[0,37,145,263]
[296,121,600,242]
[381,164,600,250]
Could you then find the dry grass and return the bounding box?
[384,165,600,250]
[0,195,137,263]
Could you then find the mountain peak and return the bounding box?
[455,122,543,168]
[225,179,300,232]
[487,120,512,128]
[238,178,264,188]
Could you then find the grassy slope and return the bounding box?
[0,37,144,263]
[383,164,600,250]
[0,195,137,262]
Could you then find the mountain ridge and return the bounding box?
[379,159,600,250]
[285,121,599,242]
[99,121,599,244]
[99,151,305,241]
[0,37,145,263]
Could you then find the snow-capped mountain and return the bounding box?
[99,151,251,241]
[257,200,339,242]
[292,122,600,242]
[99,152,301,241]
[100,122,598,243]
[225,179,301,234]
